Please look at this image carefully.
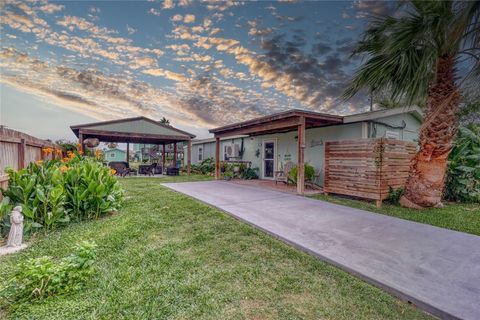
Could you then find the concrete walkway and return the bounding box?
[163,181,480,320]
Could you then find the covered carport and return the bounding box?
[209,109,343,194]
[70,116,195,174]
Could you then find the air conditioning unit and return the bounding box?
[225,144,240,158]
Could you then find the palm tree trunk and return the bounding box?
[400,56,460,209]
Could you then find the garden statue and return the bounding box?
[7,206,24,247]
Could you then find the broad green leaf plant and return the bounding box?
[1,152,123,233]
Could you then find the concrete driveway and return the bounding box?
[163,181,480,320]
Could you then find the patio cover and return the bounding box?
[209,109,343,195]
[71,116,195,174]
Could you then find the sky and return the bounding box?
[0,0,395,141]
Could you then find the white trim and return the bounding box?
[262,139,277,180]
[361,122,368,139]
[343,106,423,123]
[191,135,248,145]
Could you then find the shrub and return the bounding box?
[1,153,123,232]
[1,241,97,304]
[288,164,316,184]
[445,124,480,203]
[386,187,404,205]
[241,167,259,180]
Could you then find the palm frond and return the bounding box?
[344,0,480,106]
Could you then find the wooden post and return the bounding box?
[18,138,26,169]
[215,136,221,180]
[79,132,84,154]
[126,142,130,164]
[162,144,166,174]
[297,116,305,195]
[187,139,192,175]
[173,143,177,168]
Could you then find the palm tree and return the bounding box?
[344,1,480,209]
[159,117,170,125]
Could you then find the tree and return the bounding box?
[159,117,170,125]
[344,1,480,209]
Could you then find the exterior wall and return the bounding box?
[189,137,245,164]
[104,149,126,162]
[190,112,421,185]
[365,113,420,142]
[247,123,363,183]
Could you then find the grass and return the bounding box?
[311,194,480,236]
[0,176,431,319]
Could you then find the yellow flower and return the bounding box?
[42,147,53,155]
[55,149,63,156]
[36,160,43,165]
[95,149,102,159]
[110,169,116,175]
[60,165,69,172]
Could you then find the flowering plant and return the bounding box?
[1,154,123,232]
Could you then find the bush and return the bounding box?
[288,164,316,184]
[445,124,480,203]
[241,167,259,180]
[386,187,404,205]
[1,241,97,304]
[1,153,123,233]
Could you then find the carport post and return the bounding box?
[78,132,84,154]
[162,144,166,174]
[126,142,130,164]
[215,136,221,180]
[173,143,177,167]
[187,139,192,175]
[297,116,305,195]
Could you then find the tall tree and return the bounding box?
[344,1,480,209]
[159,117,170,125]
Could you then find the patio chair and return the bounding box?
[108,161,136,177]
[274,161,294,185]
[144,163,157,176]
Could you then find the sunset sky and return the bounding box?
[0,0,395,140]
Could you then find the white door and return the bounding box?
[262,140,276,179]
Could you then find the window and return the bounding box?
[110,153,115,158]
[198,147,203,161]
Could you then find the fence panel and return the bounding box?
[324,138,417,207]
[0,127,58,174]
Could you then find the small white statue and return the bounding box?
[7,206,24,247]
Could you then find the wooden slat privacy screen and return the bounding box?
[324,138,416,207]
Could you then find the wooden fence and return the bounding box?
[324,138,417,207]
[0,127,59,174]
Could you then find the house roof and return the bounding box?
[209,107,423,138]
[209,109,343,137]
[343,106,423,123]
[71,116,195,144]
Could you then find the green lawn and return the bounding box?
[0,176,431,319]
[311,194,480,236]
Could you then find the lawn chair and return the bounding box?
[144,163,157,176]
[275,161,294,185]
[108,162,136,177]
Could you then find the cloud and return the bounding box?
[247,20,273,37]
[163,0,175,9]
[353,1,397,19]
[142,68,188,82]
[183,14,196,24]
[126,24,137,34]
[148,8,161,16]
[38,3,65,14]
[171,14,183,22]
